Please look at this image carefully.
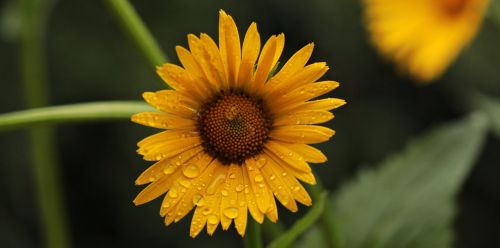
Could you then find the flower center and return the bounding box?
[197,91,272,165]
[441,0,468,16]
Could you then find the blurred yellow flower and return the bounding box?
[132,10,345,237]
[364,0,490,82]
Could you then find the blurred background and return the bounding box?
[0,0,499,247]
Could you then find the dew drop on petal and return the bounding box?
[254,175,263,182]
[163,166,176,175]
[202,208,212,216]
[168,189,178,198]
[207,215,218,224]
[223,207,239,219]
[235,184,244,192]
[179,179,191,188]
[182,163,200,178]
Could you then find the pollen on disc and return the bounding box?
[198,91,271,164]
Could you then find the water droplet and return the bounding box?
[162,202,170,208]
[163,166,176,175]
[258,183,265,188]
[202,208,212,215]
[179,179,191,188]
[282,172,287,176]
[293,186,300,192]
[221,189,229,196]
[207,215,218,224]
[244,188,250,194]
[148,177,155,182]
[235,184,244,192]
[207,172,226,195]
[229,173,236,179]
[182,163,200,178]
[223,207,239,219]
[254,175,263,182]
[269,175,276,181]
[168,189,178,198]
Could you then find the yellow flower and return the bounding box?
[364,0,490,82]
[132,10,345,237]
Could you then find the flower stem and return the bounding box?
[0,101,152,132]
[306,180,341,248]
[19,0,71,247]
[489,0,500,29]
[245,219,263,248]
[104,0,168,68]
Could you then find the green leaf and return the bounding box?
[268,192,327,248]
[470,92,500,138]
[292,226,328,248]
[331,113,488,248]
[0,101,152,132]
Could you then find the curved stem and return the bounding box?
[306,180,341,248]
[0,101,152,132]
[19,0,70,247]
[104,0,168,68]
[245,219,263,248]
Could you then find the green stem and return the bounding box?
[19,0,70,247]
[262,219,286,241]
[0,101,152,132]
[489,0,500,29]
[104,0,168,68]
[306,180,341,248]
[245,219,263,248]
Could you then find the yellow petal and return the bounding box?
[161,153,214,221]
[264,141,311,173]
[220,164,240,230]
[245,158,272,213]
[264,188,278,222]
[140,136,201,161]
[233,166,248,236]
[250,35,277,93]
[283,98,346,113]
[132,112,196,130]
[265,154,312,206]
[135,146,204,185]
[291,170,317,185]
[265,43,314,93]
[133,169,181,205]
[242,164,265,224]
[272,33,285,68]
[284,143,327,163]
[137,130,197,148]
[270,125,335,144]
[200,33,228,89]
[156,64,204,100]
[187,34,222,92]
[266,62,329,101]
[270,81,340,112]
[219,10,241,88]
[189,160,219,237]
[273,111,334,126]
[259,154,298,212]
[238,22,261,89]
[142,91,197,118]
[175,46,213,98]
